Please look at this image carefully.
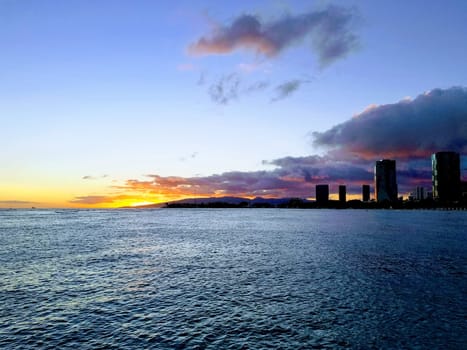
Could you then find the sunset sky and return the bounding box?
[1,0,467,208]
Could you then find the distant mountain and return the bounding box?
[171,196,249,205]
[250,197,296,206]
[119,197,248,209]
[168,196,303,206]
[120,196,309,209]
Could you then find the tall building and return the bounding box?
[315,184,329,204]
[362,185,370,202]
[432,152,461,202]
[409,186,426,201]
[415,187,425,201]
[375,159,398,203]
[339,185,346,203]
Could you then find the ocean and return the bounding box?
[0,209,466,349]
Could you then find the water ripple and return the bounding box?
[0,209,466,349]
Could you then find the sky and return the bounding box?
[1,0,467,208]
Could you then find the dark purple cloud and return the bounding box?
[312,87,467,159]
[397,167,432,188]
[189,5,359,66]
[265,155,373,185]
[140,171,309,198]
[308,86,467,193]
[102,156,374,201]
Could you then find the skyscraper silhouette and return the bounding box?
[432,152,461,202]
[339,185,346,203]
[315,184,329,204]
[375,159,398,203]
[362,184,370,202]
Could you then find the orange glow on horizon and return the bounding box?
[1,177,382,209]
[130,201,157,207]
[329,193,366,201]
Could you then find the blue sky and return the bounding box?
[1,0,467,207]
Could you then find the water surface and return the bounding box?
[0,209,466,348]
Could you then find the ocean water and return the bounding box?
[0,209,466,349]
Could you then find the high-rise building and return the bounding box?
[416,187,425,201]
[315,184,329,204]
[409,186,426,201]
[362,185,370,202]
[432,152,461,202]
[339,185,346,203]
[375,159,398,203]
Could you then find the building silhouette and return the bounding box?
[432,151,461,202]
[315,184,329,204]
[375,159,398,203]
[339,185,346,202]
[362,184,370,202]
[409,187,426,201]
[416,186,425,201]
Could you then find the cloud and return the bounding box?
[265,155,373,186]
[82,175,109,180]
[205,75,310,104]
[245,80,270,93]
[397,167,433,188]
[208,73,241,104]
[189,5,359,66]
[69,195,132,205]
[0,200,38,205]
[271,79,311,101]
[208,74,270,104]
[117,172,311,199]
[272,80,301,101]
[312,87,467,159]
[307,86,467,193]
[179,152,199,162]
[108,154,374,201]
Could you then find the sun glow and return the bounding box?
[130,201,157,207]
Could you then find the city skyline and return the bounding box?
[1,0,467,208]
